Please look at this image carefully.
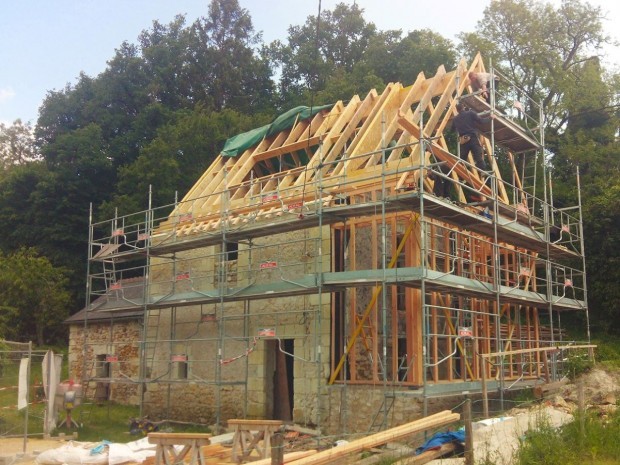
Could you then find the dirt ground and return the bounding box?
[0,437,69,464]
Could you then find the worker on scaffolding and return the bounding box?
[429,102,493,201]
[468,71,499,103]
[430,162,452,200]
[451,102,494,202]
[452,102,493,173]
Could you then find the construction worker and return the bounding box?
[468,71,499,103]
[451,102,493,174]
[430,163,452,199]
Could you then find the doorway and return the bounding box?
[268,339,294,421]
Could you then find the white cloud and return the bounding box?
[0,87,16,103]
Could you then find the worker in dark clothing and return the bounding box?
[451,102,492,174]
[430,162,452,199]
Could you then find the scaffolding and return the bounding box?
[72,54,591,433]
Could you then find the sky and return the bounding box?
[1,0,618,125]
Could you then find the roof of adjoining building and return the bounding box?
[65,276,145,324]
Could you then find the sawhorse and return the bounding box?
[148,432,211,465]
[228,419,283,463]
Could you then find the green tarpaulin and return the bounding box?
[221,104,333,157]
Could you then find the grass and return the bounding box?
[69,402,211,443]
[65,402,140,442]
[1,353,208,443]
[0,355,47,437]
[593,335,620,370]
[514,409,620,465]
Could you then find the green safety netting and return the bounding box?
[220,104,333,157]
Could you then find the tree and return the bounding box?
[585,185,620,333]
[0,126,109,310]
[271,3,456,106]
[35,73,98,147]
[0,248,70,345]
[461,0,620,334]
[187,0,274,112]
[459,0,610,132]
[273,2,376,102]
[11,0,279,313]
[0,119,39,171]
[103,106,267,215]
[363,29,456,85]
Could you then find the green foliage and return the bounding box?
[460,0,611,131]
[581,184,620,333]
[273,2,377,100]
[462,0,620,334]
[563,353,594,380]
[0,248,70,344]
[100,106,268,216]
[512,388,537,404]
[515,409,620,465]
[272,3,456,105]
[0,119,40,171]
[381,29,457,83]
[592,337,620,369]
[70,403,211,443]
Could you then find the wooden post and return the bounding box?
[271,432,284,465]
[480,354,489,418]
[578,380,585,439]
[463,399,473,465]
[542,349,550,383]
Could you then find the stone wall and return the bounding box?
[142,226,333,426]
[322,385,461,434]
[68,320,141,404]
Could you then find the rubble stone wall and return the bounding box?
[68,320,141,404]
[323,385,461,434]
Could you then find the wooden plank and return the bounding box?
[228,419,284,426]
[249,450,318,465]
[296,100,356,185]
[149,432,211,440]
[392,443,456,465]
[480,344,596,359]
[365,72,428,165]
[339,83,399,173]
[285,411,460,465]
[252,136,322,163]
[229,419,283,462]
[397,115,493,198]
[327,91,380,179]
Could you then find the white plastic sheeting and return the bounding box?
[18,357,29,410]
[35,438,157,465]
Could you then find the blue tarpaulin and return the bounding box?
[415,430,466,455]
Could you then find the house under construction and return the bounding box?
[69,54,590,434]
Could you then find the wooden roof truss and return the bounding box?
[162,53,541,237]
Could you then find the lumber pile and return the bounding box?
[141,443,231,465]
[280,410,459,465]
[392,443,456,465]
[250,450,318,465]
[142,411,459,465]
[200,444,233,464]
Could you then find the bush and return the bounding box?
[562,353,593,380]
[515,409,620,464]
